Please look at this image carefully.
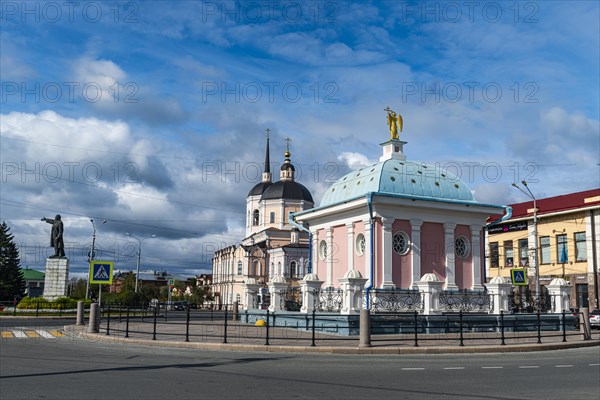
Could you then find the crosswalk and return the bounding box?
[1,328,65,339]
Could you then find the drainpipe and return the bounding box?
[365,192,375,310]
[288,215,312,274]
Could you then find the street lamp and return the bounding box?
[86,219,106,299]
[512,180,540,306]
[126,233,156,293]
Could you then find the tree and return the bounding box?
[0,222,25,301]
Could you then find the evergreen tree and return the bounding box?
[0,222,25,301]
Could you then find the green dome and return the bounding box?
[320,159,474,207]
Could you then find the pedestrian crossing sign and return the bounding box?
[510,268,527,286]
[90,261,114,284]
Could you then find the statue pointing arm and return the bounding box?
[41,214,65,258]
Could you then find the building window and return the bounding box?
[504,240,513,267]
[393,231,410,255]
[455,236,470,258]
[253,210,260,226]
[277,262,282,276]
[319,240,328,260]
[540,236,551,264]
[355,233,365,256]
[252,260,260,276]
[290,261,297,277]
[557,234,568,263]
[237,261,242,275]
[236,293,241,304]
[490,242,499,268]
[575,232,587,262]
[518,239,529,266]
[270,212,275,223]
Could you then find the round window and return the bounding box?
[355,233,366,256]
[455,236,471,258]
[393,232,410,255]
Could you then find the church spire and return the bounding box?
[280,137,295,181]
[262,129,272,183]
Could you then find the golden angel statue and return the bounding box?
[385,107,403,140]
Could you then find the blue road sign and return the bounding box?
[510,268,527,286]
[90,261,114,284]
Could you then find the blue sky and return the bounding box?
[1,1,599,276]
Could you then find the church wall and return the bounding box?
[455,224,472,289]
[353,221,366,278]
[421,222,445,281]
[332,224,348,286]
[392,219,412,289]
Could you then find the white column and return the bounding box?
[279,200,285,229]
[410,220,422,288]
[325,227,333,287]
[444,223,458,290]
[346,223,354,272]
[470,225,484,290]
[363,220,372,286]
[381,217,395,288]
[312,230,318,276]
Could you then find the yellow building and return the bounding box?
[486,188,600,309]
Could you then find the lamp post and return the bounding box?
[512,181,540,306]
[86,219,106,300]
[126,233,155,293]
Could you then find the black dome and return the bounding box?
[261,180,314,203]
[247,181,272,197]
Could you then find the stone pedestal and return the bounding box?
[485,276,513,314]
[413,273,444,315]
[547,278,571,313]
[43,257,69,300]
[338,270,368,315]
[242,278,261,310]
[268,275,289,312]
[300,273,323,314]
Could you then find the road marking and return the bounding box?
[401,368,425,371]
[1,329,65,339]
[444,367,465,370]
[589,364,600,366]
[482,366,503,369]
[555,365,573,368]
[519,366,540,369]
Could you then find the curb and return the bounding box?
[65,326,600,355]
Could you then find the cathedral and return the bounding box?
[211,134,314,307]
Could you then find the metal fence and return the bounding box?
[367,289,423,313]
[438,290,492,313]
[315,287,343,312]
[96,302,593,349]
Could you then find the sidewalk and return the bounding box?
[65,319,600,355]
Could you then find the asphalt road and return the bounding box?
[1,320,599,400]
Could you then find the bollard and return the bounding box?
[233,301,239,321]
[359,309,371,348]
[88,303,99,333]
[76,301,84,326]
[581,307,591,340]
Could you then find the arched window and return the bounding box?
[319,240,328,260]
[237,261,242,275]
[253,210,260,226]
[277,261,282,276]
[252,260,260,276]
[290,261,297,277]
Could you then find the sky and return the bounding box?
[1,0,599,277]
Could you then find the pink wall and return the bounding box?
[353,221,366,277]
[331,225,347,284]
[420,222,445,280]
[454,225,472,289]
[392,219,412,289]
